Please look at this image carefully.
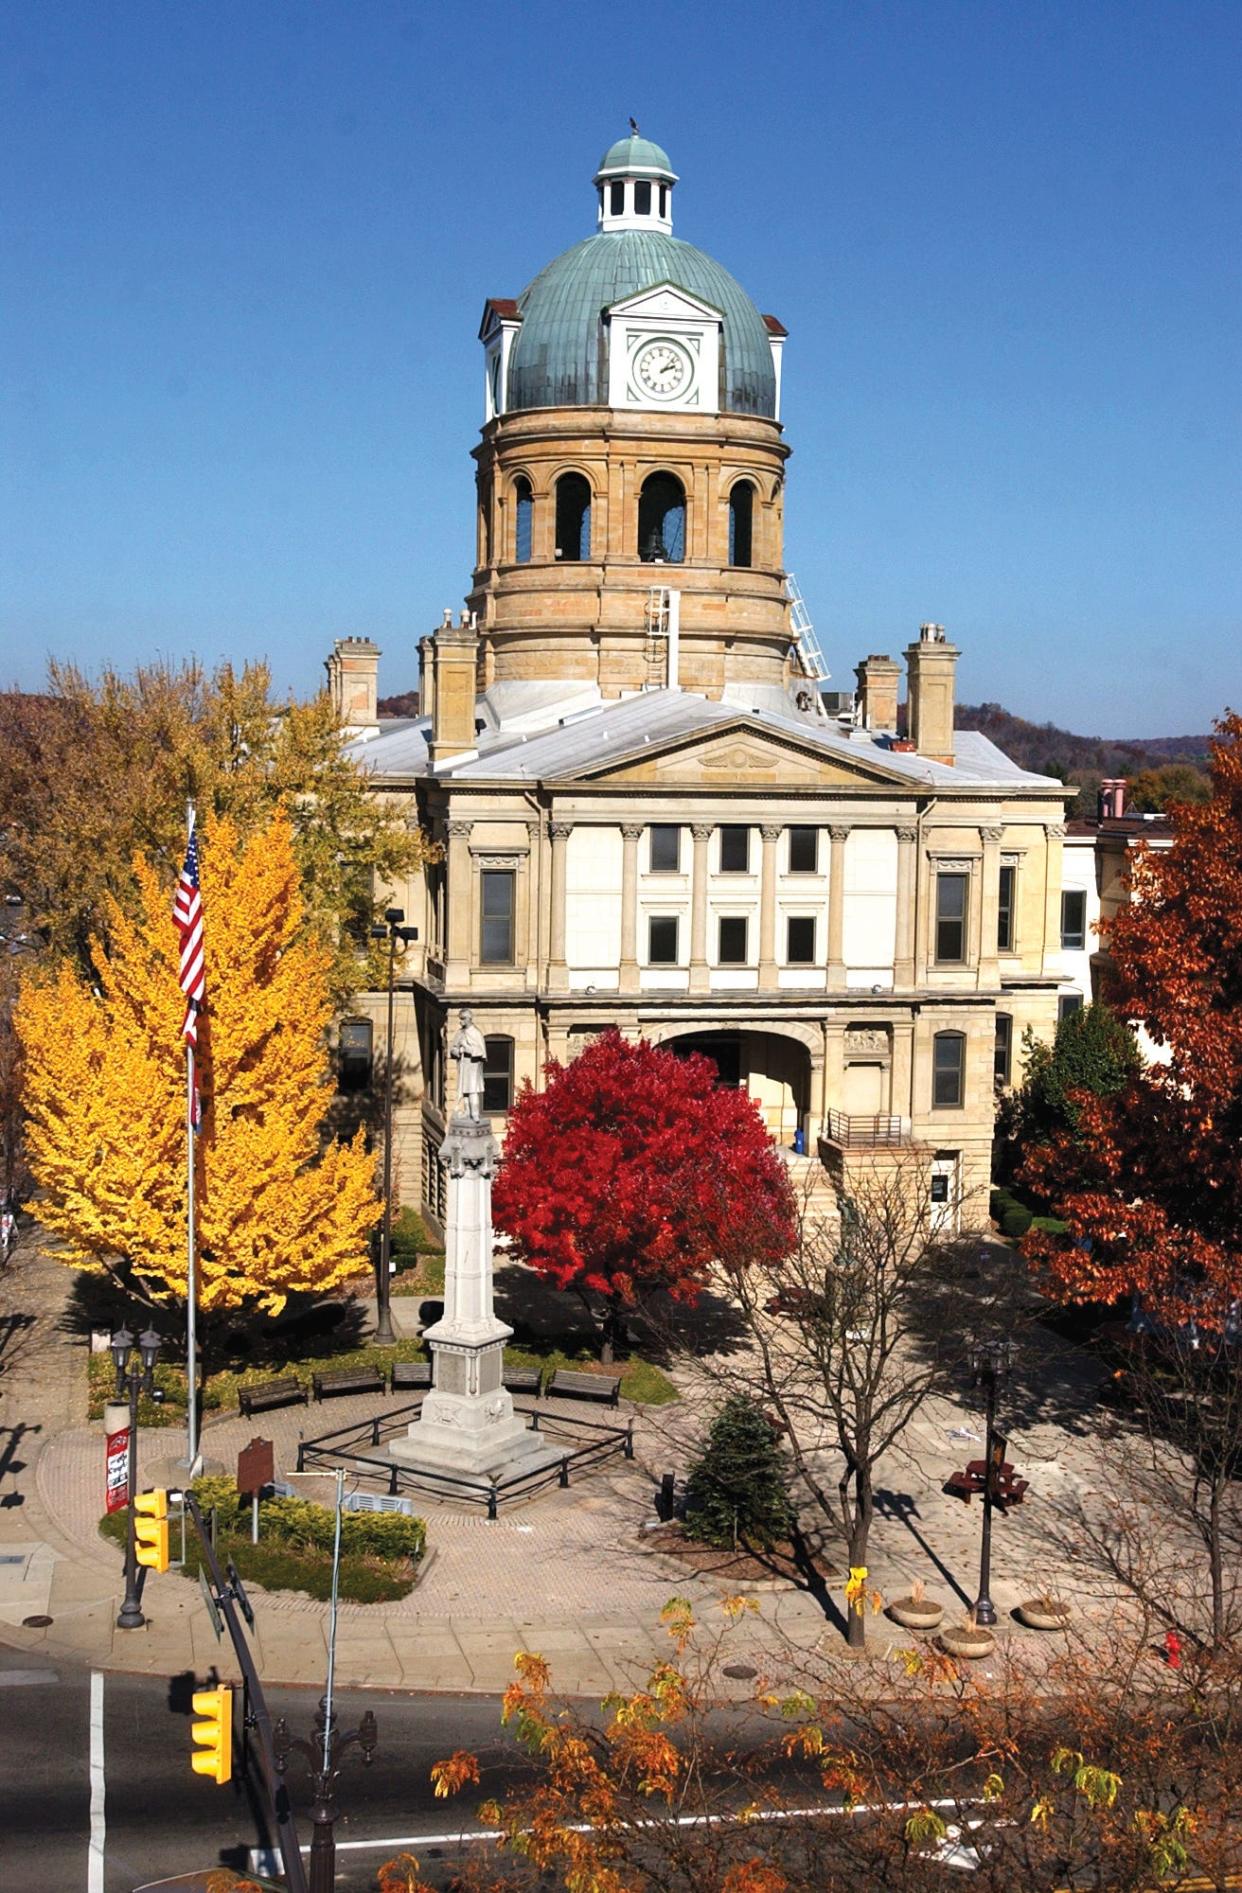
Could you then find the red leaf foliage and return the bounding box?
[1021,713,1242,1325]
[491,1030,797,1304]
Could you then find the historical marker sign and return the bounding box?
[236,1437,274,1498]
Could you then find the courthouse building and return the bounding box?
[336,134,1071,1231]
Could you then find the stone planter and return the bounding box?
[887,1597,945,1631]
[938,1624,996,1660]
[1016,1598,1071,1632]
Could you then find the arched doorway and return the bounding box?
[666,1029,811,1148]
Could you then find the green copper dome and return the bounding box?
[507,231,778,416]
[595,135,676,180]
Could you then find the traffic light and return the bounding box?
[190,1683,233,1784]
[133,1488,169,1573]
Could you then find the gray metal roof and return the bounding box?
[595,135,675,180]
[506,232,776,416]
[345,695,1063,793]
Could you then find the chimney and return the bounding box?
[325,636,380,730]
[428,608,480,767]
[854,654,901,733]
[1098,778,1127,820]
[418,633,436,722]
[904,622,959,764]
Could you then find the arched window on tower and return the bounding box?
[514,476,533,563]
[728,480,755,567]
[554,472,592,561]
[638,472,686,563]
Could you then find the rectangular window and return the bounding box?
[609,181,624,216]
[932,1032,965,1108]
[480,870,515,965]
[718,915,749,964]
[1061,889,1087,950]
[719,826,750,873]
[994,1013,1012,1087]
[786,916,816,964]
[482,1037,514,1115]
[788,826,818,873]
[337,1019,373,1094]
[634,180,652,216]
[935,871,969,964]
[648,915,679,965]
[1058,991,1084,1022]
[997,864,1016,952]
[649,825,681,873]
[658,184,668,218]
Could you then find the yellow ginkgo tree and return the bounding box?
[16,809,378,1315]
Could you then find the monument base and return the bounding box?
[390,1325,563,1481]
[387,1413,564,1483]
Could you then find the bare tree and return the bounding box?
[681,1156,985,1648]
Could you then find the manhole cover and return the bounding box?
[21,1615,53,1629]
[722,1662,757,1680]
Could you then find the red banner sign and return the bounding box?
[105,1426,130,1514]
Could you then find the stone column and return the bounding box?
[689,823,712,993]
[978,825,1004,989]
[547,821,571,994]
[1042,822,1066,977]
[619,824,642,994]
[445,820,473,984]
[894,826,918,987]
[758,825,781,990]
[827,825,849,987]
[525,821,541,989]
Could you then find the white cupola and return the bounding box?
[594,128,677,235]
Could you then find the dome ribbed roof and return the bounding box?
[595,135,676,179]
[506,231,777,417]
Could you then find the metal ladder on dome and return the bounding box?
[644,585,680,689]
[786,573,830,684]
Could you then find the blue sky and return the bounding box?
[3,0,1238,735]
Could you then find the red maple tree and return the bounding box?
[1022,713,1242,1327]
[491,1030,797,1356]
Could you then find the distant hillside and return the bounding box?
[954,703,1213,782]
[377,689,420,717]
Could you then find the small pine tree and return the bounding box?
[684,1394,795,1551]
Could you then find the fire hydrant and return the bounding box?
[1163,1628,1182,1670]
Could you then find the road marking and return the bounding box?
[0,1667,59,1686]
[327,1797,975,1854]
[88,1669,105,1893]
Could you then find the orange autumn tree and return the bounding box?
[1021,712,1242,1327]
[16,809,377,1314]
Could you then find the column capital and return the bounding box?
[759,824,783,842]
[548,822,573,841]
[896,825,918,844]
[979,824,1005,844]
[446,820,473,840]
[691,823,714,841]
[620,824,644,841]
[828,824,851,842]
[1046,822,1067,839]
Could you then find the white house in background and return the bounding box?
[1059,779,1175,1063]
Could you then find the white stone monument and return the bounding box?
[389,1010,559,1481]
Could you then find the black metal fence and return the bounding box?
[296,1398,634,1520]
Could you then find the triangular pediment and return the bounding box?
[605,281,724,325]
[549,720,921,790]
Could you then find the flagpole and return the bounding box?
[184,800,200,1475]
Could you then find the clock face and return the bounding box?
[634,338,691,401]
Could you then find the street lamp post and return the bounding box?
[369,907,418,1346]
[112,1322,162,1630]
[273,1694,379,1893]
[968,1336,1013,1627]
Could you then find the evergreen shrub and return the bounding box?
[684,1393,795,1551]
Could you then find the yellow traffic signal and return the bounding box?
[190,1683,233,1784]
[133,1488,169,1573]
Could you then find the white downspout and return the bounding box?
[666,589,680,690]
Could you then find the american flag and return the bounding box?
[173,818,206,1045]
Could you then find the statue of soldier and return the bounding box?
[449,1008,487,1120]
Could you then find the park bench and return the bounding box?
[548,1368,623,1407]
[311,1364,387,1402]
[238,1376,308,1418]
[390,1360,433,1393]
[503,1364,541,1396]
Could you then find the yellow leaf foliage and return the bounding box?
[16,810,378,1313]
